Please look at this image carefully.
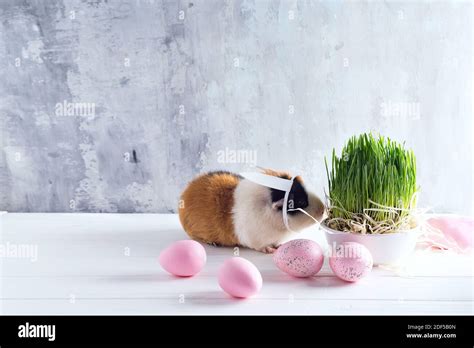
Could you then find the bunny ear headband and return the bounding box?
[240,172,319,231]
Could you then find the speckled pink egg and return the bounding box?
[159,240,206,277]
[273,239,324,278]
[329,242,373,282]
[218,257,262,298]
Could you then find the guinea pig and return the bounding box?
[178,169,325,253]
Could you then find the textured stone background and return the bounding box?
[0,0,472,214]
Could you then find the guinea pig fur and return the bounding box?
[178,169,325,253]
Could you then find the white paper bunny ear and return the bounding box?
[240,172,295,231]
[240,172,293,192]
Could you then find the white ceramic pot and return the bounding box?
[321,222,421,265]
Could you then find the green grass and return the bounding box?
[325,133,418,230]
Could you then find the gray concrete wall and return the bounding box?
[0,0,472,214]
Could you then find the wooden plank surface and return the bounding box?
[0,213,472,315]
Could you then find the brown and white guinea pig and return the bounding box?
[178,169,326,253]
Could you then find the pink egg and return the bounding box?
[218,257,262,298]
[273,239,324,278]
[159,240,206,277]
[329,242,373,282]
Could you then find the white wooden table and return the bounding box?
[0,213,472,315]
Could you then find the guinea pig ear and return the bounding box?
[272,198,284,210]
[294,175,304,183]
